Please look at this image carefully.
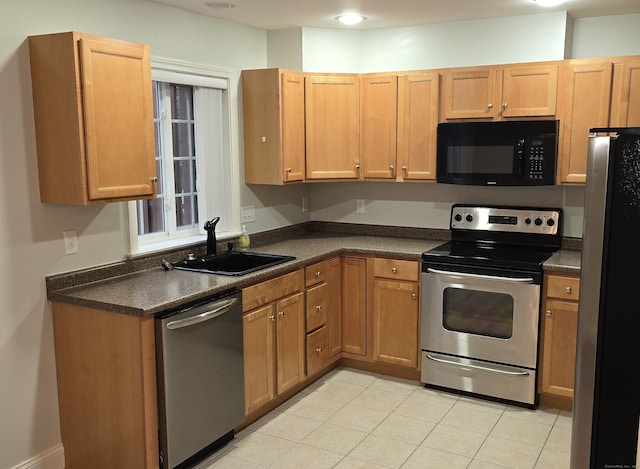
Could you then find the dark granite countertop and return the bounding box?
[47,234,444,317]
[47,229,582,317]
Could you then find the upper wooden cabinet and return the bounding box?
[442,64,558,120]
[612,59,640,127]
[557,61,613,184]
[397,72,440,181]
[361,74,398,180]
[29,32,156,205]
[242,68,305,184]
[305,74,361,180]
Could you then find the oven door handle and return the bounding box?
[426,267,534,284]
[426,354,530,377]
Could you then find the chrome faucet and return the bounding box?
[204,217,220,255]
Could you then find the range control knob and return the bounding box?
[547,219,555,227]
[466,214,474,222]
[525,218,532,225]
[454,213,462,222]
[535,218,543,226]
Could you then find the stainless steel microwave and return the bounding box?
[436,120,559,186]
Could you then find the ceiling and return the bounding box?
[147,0,640,31]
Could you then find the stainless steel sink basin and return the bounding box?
[172,251,295,276]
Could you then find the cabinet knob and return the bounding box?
[316,347,323,353]
[151,176,158,183]
[269,314,276,321]
[261,136,267,143]
[565,286,572,294]
[402,166,407,172]
[546,310,552,317]
[315,271,321,277]
[355,164,361,171]
[389,165,394,172]
[316,304,323,311]
[278,311,285,317]
[391,267,397,273]
[411,293,417,300]
[286,168,292,173]
[487,103,493,109]
[502,102,508,109]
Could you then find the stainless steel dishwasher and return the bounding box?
[155,289,244,469]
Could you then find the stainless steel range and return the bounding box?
[421,204,562,407]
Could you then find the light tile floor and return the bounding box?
[195,367,572,469]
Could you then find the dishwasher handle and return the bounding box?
[166,297,239,330]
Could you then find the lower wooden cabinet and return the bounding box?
[372,258,420,369]
[52,303,158,469]
[341,256,368,356]
[242,270,305,415]
[539,273,580,399]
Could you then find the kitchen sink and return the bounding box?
[171,251,296,276]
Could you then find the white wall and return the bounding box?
[572,13,640,58]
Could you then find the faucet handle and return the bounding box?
[204,216,220,230]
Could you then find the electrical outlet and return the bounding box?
[63,230,78,255]
[356,199,365,213]
[302,197,309,212]
[241,205,256,222]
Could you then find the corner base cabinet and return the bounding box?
[28,31,156,204]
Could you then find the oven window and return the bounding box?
[442,287,514,339]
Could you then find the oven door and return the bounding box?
[422,265,541,369]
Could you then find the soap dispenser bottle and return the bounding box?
[238,225,250,250]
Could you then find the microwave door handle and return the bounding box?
[426,267,534,283]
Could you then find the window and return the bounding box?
[128,58,239,254]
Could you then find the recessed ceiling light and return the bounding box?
[335,14,367,25]
[532,0,565,6]
[205,2,234,9]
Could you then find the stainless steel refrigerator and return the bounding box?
[572,127,640,468]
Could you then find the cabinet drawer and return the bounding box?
[305,260,327,287]
[242,269,304,312]
[306,326,328,376]
[306,283,328,332]
[546,274,580,301]
[373,258,419,282]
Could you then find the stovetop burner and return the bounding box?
[422,205,562,272]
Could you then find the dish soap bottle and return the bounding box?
[238,225,250,250]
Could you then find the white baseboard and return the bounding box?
[11,445,64,469]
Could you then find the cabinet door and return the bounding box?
[557,62,613,184]
[79,37,156,200]
[243,304,276,414]
[281,71,306,182]
[373,279,419,368]
[443,69,498,119]
[361,75,398,179]
[341,257,367,356]
[615,59,640,126]
[305,75,361,180]
[397,73,439,181]
[275,292,306,394]
[326,258,343,358]
[540,299,579,398]
[501,65,558,117]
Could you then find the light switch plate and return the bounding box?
[63,230,78,255]
[241,205,256,222]
[356,199,365,213]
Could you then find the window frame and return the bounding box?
[126,57,240,256]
